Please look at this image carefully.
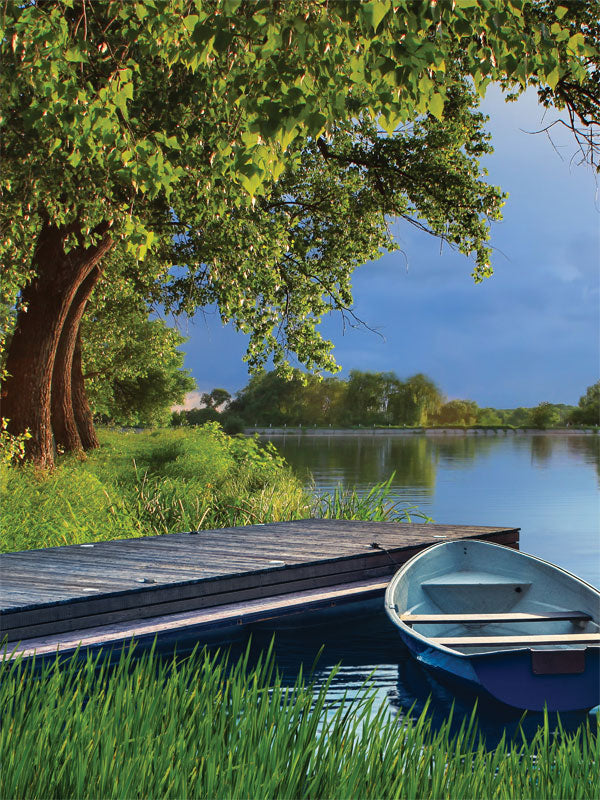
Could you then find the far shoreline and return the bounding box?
[248,427,598,437]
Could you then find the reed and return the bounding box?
[315,474,432,523]
[1,643,597,800]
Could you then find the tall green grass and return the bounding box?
[1,425,423,552]
[1,643,597,800]
[314,475,431,523]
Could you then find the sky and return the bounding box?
[175,86,599,409]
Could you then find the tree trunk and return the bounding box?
[72,328,100,451]
[51,267,103,453]
[1,221,113,468]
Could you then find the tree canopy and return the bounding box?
[569,381,600,426]
[1,0,599,466]
[81,287,195,427]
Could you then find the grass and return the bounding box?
[0,425,426,552]
[1,642,597,800]
[313,475,431,523]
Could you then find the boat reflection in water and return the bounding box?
[183,600,595,748]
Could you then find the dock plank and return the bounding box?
[1,520,519,646]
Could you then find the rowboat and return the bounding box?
[385,540,600,712]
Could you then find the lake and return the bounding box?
[232,431,599,739]
[264,431,600,588]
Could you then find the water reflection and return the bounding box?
[269,432,599,488]
[267,433,600,587]
[530,434,554,465]
[275,434,436,496]
[567,435,600,482]
[431,434,496,467]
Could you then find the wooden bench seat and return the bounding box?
[431,632,600,648]
[401,611,593,625]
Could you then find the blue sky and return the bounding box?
[176,86,599,409]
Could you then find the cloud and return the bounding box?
[171,391,206,411]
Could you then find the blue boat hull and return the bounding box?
[398,628,600,712]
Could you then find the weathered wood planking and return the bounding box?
[1,520,519,646]
[5,578,391,660]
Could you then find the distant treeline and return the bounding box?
[172,372,600,431]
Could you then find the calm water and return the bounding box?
[265,432,600,587]
[226,431,599,739]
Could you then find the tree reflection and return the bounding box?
[567,435,600,482]
[429,433,498,467]
[272,434,436,494]
[530,434,554,465]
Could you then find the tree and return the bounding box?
[388,374,444,426]
[201,389,231,412]
[304,377,348,427]
[476,407,503,426]
[2,0,598,466]
[80,285,195,427]
[435,399,479,426]
[503,407,531,427]
[569,381,600,426]
[230,370,304,427]
[342,371,400,426]
[527,401,561,429]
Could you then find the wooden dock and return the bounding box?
[1,520,519,658]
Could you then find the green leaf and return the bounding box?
[64,48,84,63]
[183,15,198,35]
[567,32,584,53]
[238,167,263,197]
[555,6,568,20]
[546,66,560,90]
[378,110,402,135]
[428,92,444,121]
[361,1,390,33]
[306,111,327,137]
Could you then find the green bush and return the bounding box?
[0,426,311,550]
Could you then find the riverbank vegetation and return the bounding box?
[0,426,426,553]
[2,643,598,800]
[173,371,600,431]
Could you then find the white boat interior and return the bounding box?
[386,540,600,655]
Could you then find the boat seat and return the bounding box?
[420,573,533,613]
[421,572,532,588]
[401,611,592,625]
[432,632,600,648]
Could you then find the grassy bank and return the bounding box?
[0,424,427,552]
[1,643,597,800]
